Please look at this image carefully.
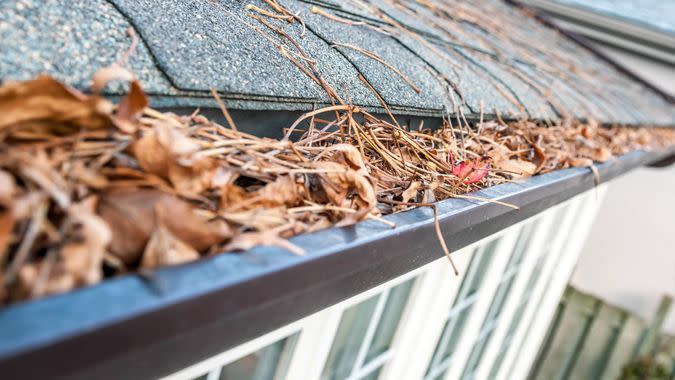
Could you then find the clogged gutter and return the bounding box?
[0,69,673,304]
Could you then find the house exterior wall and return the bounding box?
[571,165,675,334]
[161,190,603,380]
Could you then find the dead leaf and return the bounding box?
[12,150,71,208]
[0,75,114,132]
[401,181,421,203]
[141,206,199,268]
[91,64,135,94]
[493,159,536,177]
[251,175,305,208]
[168,158,218,196]
[13,261,75,300]
[59,196,112,285]
[0,170,15,206]
[99,188,231,264]
[0,209,13,267]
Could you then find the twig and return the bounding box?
[332,43,421,94]
[210,88,238,131]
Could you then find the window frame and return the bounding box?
[161,187,606,380]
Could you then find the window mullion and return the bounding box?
[381,248,473,380]
[507,188,607,380]
[206,367,221,380]
[284,309,343,380]
[347,351,393,380]
[472,211,557,380]
[443,226,521,380]
[351,288,391,375]
[427,243,485,372]
[494,200,582,380]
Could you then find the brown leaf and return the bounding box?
[131,128,171,178]
[168,158,218,196]
[0,170,15,207]
[219,184,249,210]
[141,206,199,268]
[68,161,109,189]
[251,175,305,208]
[59,196,112,285]
[12,150,71,208]
[98,189,231,264]
[0,209,13,267]
[14,261,75,300]
[224,231,305,256]
[0,171,16,266]
[493,159,537,178]
[131,124,208,193]
[0,75,114,132]
[114,81,149,134]
[401,181,422,203]
[588,147,612,162]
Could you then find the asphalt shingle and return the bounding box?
[0,0,672,125]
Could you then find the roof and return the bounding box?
[0,2,674,378]
[0,0,673,125]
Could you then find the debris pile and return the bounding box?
[0,68,673,304]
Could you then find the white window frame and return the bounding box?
[469,200,578,380]
[161,188,606,380]
[499,187,608,380]
[459,211,558,380]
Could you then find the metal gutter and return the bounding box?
[0,147,672,380]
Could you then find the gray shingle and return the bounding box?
[280,0,448,111]
[0,0,672,125]
[0,0,171,93]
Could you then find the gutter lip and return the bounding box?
[0,147,672,380]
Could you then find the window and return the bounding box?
[424,238,501,380]
[461,221,539,379]
[321,278,415,380]
[489,205,571,378]
[164,193,597,380]
[188,334,298,380]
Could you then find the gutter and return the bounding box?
[0,146,672,380]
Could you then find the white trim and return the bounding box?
[161,315,307,380]
[347,351,392,380]
[351,288,390,374]
[381,248,473,380]
[284,310,342,380]
[471,205,562,379]
[444,228,521,380]
[507,187,607,380]
[495,195,587,380]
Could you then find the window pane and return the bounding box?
[425,238,501,378]
[506,222,537,269]
[360,368,381,380]
[465,239,500,295]
[321,295,379,380]
[322,279,415,380]
[366,279,415,361]
[218,333,298,380]
[488,347,509,379]
[462,329,495,378]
